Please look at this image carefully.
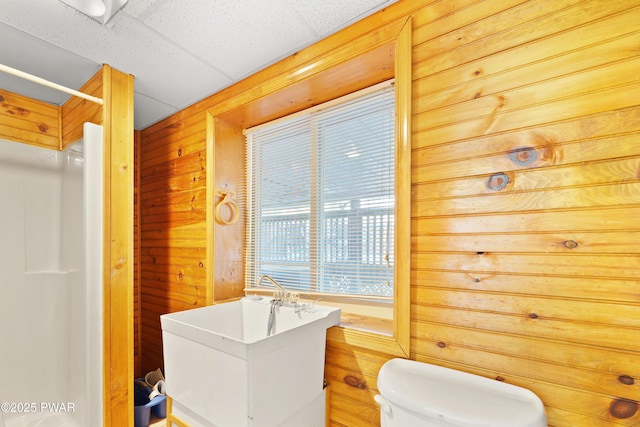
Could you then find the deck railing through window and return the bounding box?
[259,208,394,297]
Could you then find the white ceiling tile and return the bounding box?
[0,23,101,105]
[283,0,395,36]
[138,0,316,78]
[133,91,177,129]
[87,12,234,108]
[121,0,164,20]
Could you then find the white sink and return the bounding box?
[161,297,340,427]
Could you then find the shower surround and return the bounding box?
[0,123,103,427]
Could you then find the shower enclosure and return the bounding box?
[0,123,103,427]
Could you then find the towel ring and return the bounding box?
[215,189,239,225]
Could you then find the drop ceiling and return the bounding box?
[0,0,397,130]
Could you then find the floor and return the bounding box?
[149,415,167,426]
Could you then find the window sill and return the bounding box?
[337,311,393,336]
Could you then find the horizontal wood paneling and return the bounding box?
[61,70,103,147]
[414,270,640,303]
[134,130,141,378]
[413,252,639,280]
[350,0,639,424]
[0,88,59,149]
[1,69,104,150]
[137,1,640,425]
[413,107,640,166]
[138,103,207,371]
[413,231,640,254]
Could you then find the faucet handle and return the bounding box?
[288,292,300,304]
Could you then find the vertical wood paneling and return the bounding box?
[137,1,640,425]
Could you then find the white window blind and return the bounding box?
[246,81,395,300]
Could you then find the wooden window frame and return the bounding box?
[207,17,411,357]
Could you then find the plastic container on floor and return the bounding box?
[134,379,167,427]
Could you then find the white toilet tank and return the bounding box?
[375,359,547,427]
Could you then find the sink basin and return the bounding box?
[161,296,340,427]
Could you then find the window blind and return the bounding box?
[246,81,395,300]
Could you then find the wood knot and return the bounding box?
[177,148,182,156]
[0,94,5,102]
[151,256,157,264]
[495,376,505,382]
[178,272,184,279]
[564,240,578,249]
[198,262,204,268]
[38,123,49,133]
[486,172,510,191]
[619,375,635,385]
[528,313,539,319]
[344,375,367,389]
[474,69,482,76]
[7,106,28,116]
[610,398,638,419]
[437,341,447,348]
[473,278,481,283]
[509,147,539,167]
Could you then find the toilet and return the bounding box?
[375,359,547,427]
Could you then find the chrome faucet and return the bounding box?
[257,274,288,302]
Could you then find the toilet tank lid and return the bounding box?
[377,359,546,427]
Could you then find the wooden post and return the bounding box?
[101,64,135,426]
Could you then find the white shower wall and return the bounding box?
[0,123,103,427]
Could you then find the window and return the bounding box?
[246,81,395,302]
[207,17,411,356]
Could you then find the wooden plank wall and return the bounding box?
[137,1,640,425]
[134,130,142,377]
[0,88,60,149]
[406,0,640,425]
[0,69,103,150]
[139,112,209,373]
[61,70,103,148]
